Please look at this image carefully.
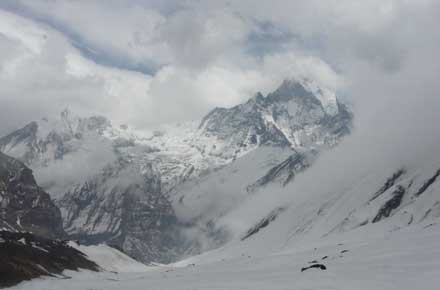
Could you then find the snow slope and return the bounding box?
[4,84,440,289]
[9,124,440,289]
[172,146,313,255]
[68,242,152,273]
[171,138,440,263]
[10,223,440,290]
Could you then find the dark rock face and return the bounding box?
[370,169,406,201]
[199,94,291,148]
[242,207,285,240]
[301,264,327,272]
[0,231,99,288]
[0,152,63,238]
[116,189,180,263]
[58,158,181,263]
[415,168,440,197]
[248,152,311,192]
[372,185,406,223]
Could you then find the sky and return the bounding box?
[0,0,439,136]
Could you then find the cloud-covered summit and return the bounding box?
[0,0,439,140]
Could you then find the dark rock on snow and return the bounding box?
[301,263,327,272]
[0,231,99,288]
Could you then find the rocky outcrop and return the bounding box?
[0,152,63,238]
[415,168,440,197]
[370,169,406,201]
[372,185,406,223]
[247,151,312,192]
[0,231,99,288]
[241,207,286,240]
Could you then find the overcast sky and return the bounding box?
[0,0,439,136]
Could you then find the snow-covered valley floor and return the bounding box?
[10,223,440,290]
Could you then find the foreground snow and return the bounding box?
[68,243,152,273]
[11,223,440,290]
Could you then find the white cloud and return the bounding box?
[0,4,345,135]
[0,0,439,141]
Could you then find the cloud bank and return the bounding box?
[0,0,439,139]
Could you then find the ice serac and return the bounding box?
[0,152,63,237]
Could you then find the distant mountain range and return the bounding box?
[1,76,440,274]
[0,78,352,263]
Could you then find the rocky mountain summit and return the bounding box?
[200,79,350,151]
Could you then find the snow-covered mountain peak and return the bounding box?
[242,92,265,107]
[268,79,314,101]
[0,78,351,263]
[199,79,350,151]
[267,78,339,115]
[37,108,112,139]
